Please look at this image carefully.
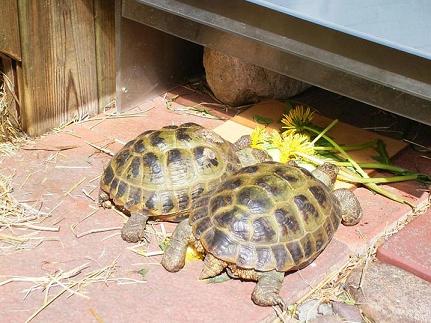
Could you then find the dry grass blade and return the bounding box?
[86,142,115,156]
[0,72,28,156]
[0,258,146,322]
[0,174,60,254]
[163,94,224,120]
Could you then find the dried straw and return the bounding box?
[0,72,28,156]
[0,258,145,322]
[0,174,59,254]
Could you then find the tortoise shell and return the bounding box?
[190,161,342,272]
[100,123,241,220]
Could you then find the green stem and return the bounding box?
[304,125,369,178]
[314,141,377,152]
[339,174,419,184]
[311,119,338,145]
[336,162,409,173]
[296,137,414,208]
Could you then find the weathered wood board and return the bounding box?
[17,0,100,136]
[0,0,21,60]
[95,0,116,112]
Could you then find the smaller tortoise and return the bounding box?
[99,122,269,243]
[161,161,362,307]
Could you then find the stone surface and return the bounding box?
[309,314,344,323]
[347,261,431,323]
[297,299,321,321]
[297,299,334,321]
[377,209,431,282]
[331,301,363,323]
[203,47,310,106]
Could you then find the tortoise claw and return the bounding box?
[121,213,149,243]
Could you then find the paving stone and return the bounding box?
[1,93,429,322]
[308,314,344,323]
[377,210,431,282]
[297,299,321,321]
[331,301,363,323]
[347,261,431,323]
[334,187,414,254]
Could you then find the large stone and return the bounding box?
[347,261,431,323]
[331,301,362,323]
[203,48,310,106]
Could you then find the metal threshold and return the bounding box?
[120,0,431,125]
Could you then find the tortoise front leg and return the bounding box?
[121,212,149,243]
[252,270,286,308]
[161,219,193,272]
[333,188,363,226]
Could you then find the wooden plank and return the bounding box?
[94,0,115,112]
[0,0,21,60]
[17,0,99,136]
[0,54,20,125]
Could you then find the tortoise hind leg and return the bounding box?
[199,254,227,280]
[98,190,112,208]
[252,270,286,308]
[121,212,149,243]
[333,188,363,226]
[161,219,193,272]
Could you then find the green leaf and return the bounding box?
[158,237,171,251]
[284,101,294,113]
[137,267,149,279]
[203,272,231,284]
[372,139,390,164]
[253,114,273,126]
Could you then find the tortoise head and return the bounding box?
[235,147,272,167]
[231,134,272,167]
[311,162,339,189]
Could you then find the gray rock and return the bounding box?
[332,301,363,322]
[317,303,333,316]
[297,299,334,322]
[203,48,310,106]
[309,314,344,323]
[347,261,431,323]
[297,299,320,321]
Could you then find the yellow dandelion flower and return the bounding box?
[185,245,204,262]
[269,130,284,148]
[279,133,315,163]
[250,126,269,149]
[281,104,315,135]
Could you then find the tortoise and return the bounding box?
[161,161,362,307]
[99,122,269,243]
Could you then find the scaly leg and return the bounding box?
[161,219,193,272]
[199,254,227,280]
[333,188,363,226]
[98,190,112,209]
[252,270,286,308]
[121,212,149,243]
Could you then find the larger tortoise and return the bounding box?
[99,122,268,243]
[161,161,362,307]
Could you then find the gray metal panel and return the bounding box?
[246,0,431,60]
[121,0,431,124]
[116,0,203,112]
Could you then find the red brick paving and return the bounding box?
[0,92,430,322]
[377,209,431,282]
